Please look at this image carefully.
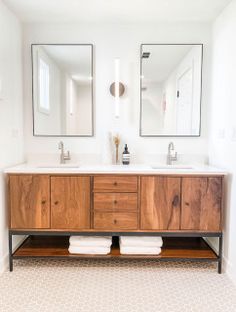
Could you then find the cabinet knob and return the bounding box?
[114,200,117,204]
[41,200,46,205]
[172,195,179,207]
[113,182,118,186]
[185,202,190,206]
[114,219,117,224]
[54,201,59,205]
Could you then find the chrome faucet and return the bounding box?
[58,141,70,164]
[167,142,177,165]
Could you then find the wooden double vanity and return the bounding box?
[6,165,225,273]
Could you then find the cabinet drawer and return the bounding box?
[94,193,137,212]
[94,212,138,230]
[93,176,138,192]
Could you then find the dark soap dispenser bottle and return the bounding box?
[122,144,130,165]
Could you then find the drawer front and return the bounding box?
[94,193,137,212]
[93,176,138,192]
[94,212,138,230]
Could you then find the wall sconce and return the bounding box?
[110,58,125,118]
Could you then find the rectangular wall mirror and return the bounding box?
[32,44,93,136]
[140,44,203,137]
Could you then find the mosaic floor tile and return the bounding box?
[0,259,236,312]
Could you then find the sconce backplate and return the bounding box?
[110,82,125,97]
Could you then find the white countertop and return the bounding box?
[4,163,227,175]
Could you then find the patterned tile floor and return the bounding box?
[0,259,236,312]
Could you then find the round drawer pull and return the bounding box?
[54,201,59,205]
[114,200,118,204]
[114,219,117,224]
[113,182,118,186]
[41,200,46,205]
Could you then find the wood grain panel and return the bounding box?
[181,177,222,231]
[140,176,181,230]
[93,176,137,192]
[94,212,138,230]
[51,177,90,229]
[94,193,137,211]
[10,175,50,229]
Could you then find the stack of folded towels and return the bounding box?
[68,236,112,255]
[119,236,163,255]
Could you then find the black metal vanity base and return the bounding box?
[8,231,223,273]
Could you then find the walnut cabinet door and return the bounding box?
[9,175,50,229]
[181,177,222,231]
[51,176,90,229]
[140,176,181,230]
[140,176,222,232]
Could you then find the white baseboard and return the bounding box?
[0,253,9,274]
[0,236,27,274]
[224,257,236,285]
[203,237,236,282]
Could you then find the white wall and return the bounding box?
[209,0,236,282]
[0,0,24,272]
[23,22,212,164]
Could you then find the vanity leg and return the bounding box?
[218,234,223,274]
[9,232,13,272]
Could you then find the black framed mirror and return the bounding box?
[140,44,203,137]
[31,44,94,136]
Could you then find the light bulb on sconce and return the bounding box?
[110,58,125,118]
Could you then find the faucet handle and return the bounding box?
[170,148,176,157]
[58,141,63,149]
[65,150,71,160]
[173,151,178,160]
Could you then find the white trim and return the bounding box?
[0,253,9,274]
[205,237,236,284]
[225,257,236,286]
[0,236,27,274]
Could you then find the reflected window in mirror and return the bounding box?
[140,44,203,137]
[38,57,50,114]
[32,44,94,136]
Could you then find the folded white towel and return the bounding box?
[68,246,111,255]
[120,246,162,255]
[69,236,112,247]
[119,236,163,247]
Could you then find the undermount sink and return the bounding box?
[37,164,79,169]
[151,165,193,170]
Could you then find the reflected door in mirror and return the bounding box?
[140,44,202,137]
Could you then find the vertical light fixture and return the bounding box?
[110,58,125,118]
[114,58,120,118]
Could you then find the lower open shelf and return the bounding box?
[13,236,218,261]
